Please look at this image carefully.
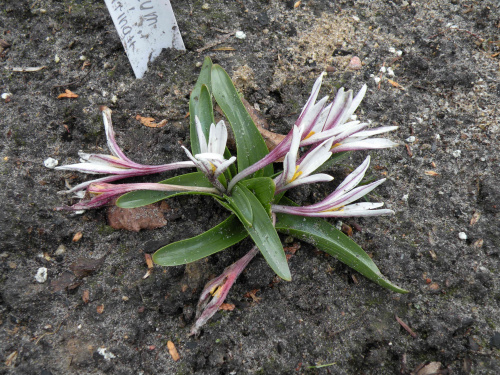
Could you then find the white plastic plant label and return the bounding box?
[104,0,185,79]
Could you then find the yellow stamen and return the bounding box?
[288,165,303,183]
[209,285,222,297]
[323,206,344,212]
[331,143,341,149]
[303,131,315,140]
[209,162,216,173]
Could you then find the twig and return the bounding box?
[196,32,235,54]
[395,314,417,338]
[35,314,69,344]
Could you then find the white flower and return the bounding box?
[272,156,394,218]
[275,126,334,193]
[182,117,236,191]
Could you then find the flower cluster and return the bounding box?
[51,70,401,334]
[53,75,397,214]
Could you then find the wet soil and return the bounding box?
[1,0,499,374]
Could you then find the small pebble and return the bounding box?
[429,282,439,291]
[352,15,360,22]
[388,47,396,54]
[54,245,66,256]
[54,54,60,63]
[79,55,87,61]
[111,94,118,104]
[97,348,116,361]
[195,61,203,68]
[452,150,461,158]
[235,31,246,39]
[373,76,381,84]
[379,66,387,73]
[387,67,395,77]
[1,93,12,100]
[348,56,362,70]
[458,232,467,240]
[35,267,48,283]
[406,136,416,143]
[402,194,409,201]
[201,3,210,10]
[44,157,58,169]
[396,50,403,56]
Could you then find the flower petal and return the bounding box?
[332,138,399,153]
[195,116,208,154]
[282,173,333,191]
[101,106,135,163]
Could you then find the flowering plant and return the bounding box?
[54,58,406,335]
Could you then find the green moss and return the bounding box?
[98,225,115,235]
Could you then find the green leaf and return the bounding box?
[224,187,253,227]
[231,183,291,281]
[211,64,273,177]
[116,172,218,208]
[153,215,247,266]
[190,84,214,156]
[240,177,275,216]
[189,57,213,155]
[275,198,407,293]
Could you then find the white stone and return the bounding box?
[458,232,467,240]
[373,76,381,84]
[97,348,116,360]
[452,150,461,158]
[235,31,246,39]
[35,267,48,283]
[405,136,416,143]
[1,93,12,100]
[387,67,395,77]
[54,54,60,63]
[379,66,387,73]
[104,0,185,79]
[44,157,58,169]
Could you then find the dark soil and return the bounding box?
[1,1,499,374]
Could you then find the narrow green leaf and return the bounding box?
[190,84,214,155]
[211,64,273,177]
[116,172,218,208]
[240,177,275,216]
[224,188,253,227]
[275,198,407,293]
[231,184,291,281]
[153,215,247,266]
[189,57,213,155]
